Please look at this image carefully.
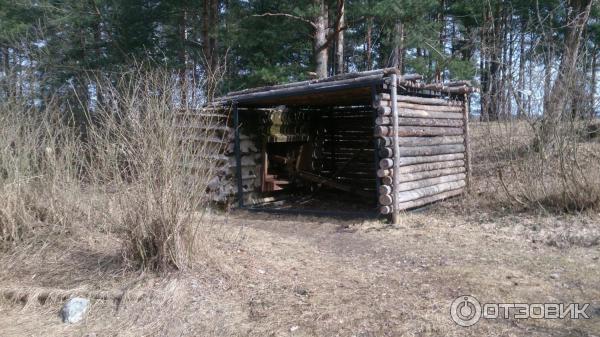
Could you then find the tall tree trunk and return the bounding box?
[542,52,554,115]
[314,0,329,78]
[392,20,404,72]
[435,0,445,82]
[178,8,188,106]
[365,16,373,71]
[334,0,345,74]
[480,24,489,121]
[517,20,526,118]
[489,2,502,121]
[481,5,498,121]
[546,0,593,120]
[591,46,597,118]
[202,0,220,99]
[505,7,513,119]
[1,47,8,74]
[1,47,9,97]
[526,31,534,116]
[210,0,219,71]
[539,0,593,148]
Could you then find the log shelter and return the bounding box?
[208,68,476,223]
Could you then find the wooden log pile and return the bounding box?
[262,107,311,143]
[383,76,478,95]
[175,107,263,203]
[373,91,468,215]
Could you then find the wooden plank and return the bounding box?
[296,170,373,198]
[379,167,465,185]
[378,180,466,206]
[379,153,464,169]
[378,136,464,147]
[377,106,463,119]
[377,94,462,106]
[378,144,465,158]
[376,97,463,112]
[390,73,401,225]
[378,165,465,181]
[397,102,463,112]
[375,116,464,127]
[463,94,472,193]
[377,160,464,177]
[379,173,466,194]
[375,125,464,137]
[380,188,464,214]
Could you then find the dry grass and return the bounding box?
[0,66,226,271]
[470,120,600,212]
[0,93,83,244]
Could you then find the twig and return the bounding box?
[253,13,316,28]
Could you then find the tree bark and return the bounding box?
[392,20,404,72]
[334,0,345,75]
[314,0,329,79]
[1,47,8,74]
[435,0,445,82]
[591,46,597,118]
[210,0,219,71]
[365,16,373,70]
[546,0,593,120]
[517,19,526,118]
[202,0,220,99]
[1,47,9,97]
[178,8,188,106]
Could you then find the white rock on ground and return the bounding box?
[60,297,90,324]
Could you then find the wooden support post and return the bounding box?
[371,84,381,209]
[233,102,244,208]
[463,94,472,194]
[390,73,401,225]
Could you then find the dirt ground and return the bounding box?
[1,200,599,337]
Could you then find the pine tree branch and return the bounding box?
[253,13,317,29]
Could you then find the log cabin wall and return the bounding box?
[374,77,470,218]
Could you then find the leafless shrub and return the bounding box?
[0,80,83,244]
[85,67,225,271]
[472,66,600,213]
[1,62,227,272]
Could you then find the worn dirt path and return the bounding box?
[1,207,599,336]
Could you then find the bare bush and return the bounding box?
[473,118,600,212]
[1,64,226,272]
[85,67,225,271]
[0,87,83,244]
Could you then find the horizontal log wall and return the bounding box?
[374,88,468,215]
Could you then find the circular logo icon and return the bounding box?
[450,295,482,327]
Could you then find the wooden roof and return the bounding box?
[214,68,476,107]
